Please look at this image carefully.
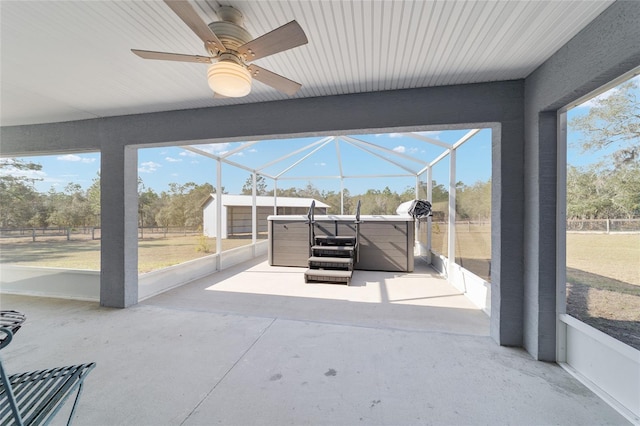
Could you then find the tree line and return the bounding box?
[567,163,640,219]
[0,161,494,230]
[0,166,215,230]
[1,159,636,230]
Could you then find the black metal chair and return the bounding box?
[0,311,95,426]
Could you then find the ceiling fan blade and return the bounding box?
[248,64,302,96]
[164,0,226,53]
[131,49,212,64]
[237,21,308,61]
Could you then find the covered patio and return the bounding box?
[2,0,640,422]
[0,257,627,425]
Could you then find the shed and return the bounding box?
[202,194,329,238]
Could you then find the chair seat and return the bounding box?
[1,362,95,426]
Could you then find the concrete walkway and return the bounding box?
[0,258,629,425]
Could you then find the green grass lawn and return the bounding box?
[564,233,640,349]
[0,235,260,273]
[2,230,636,285]
[428,226,639,287]
[566,233,639,286]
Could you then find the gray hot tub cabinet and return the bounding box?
[268,215,414,272]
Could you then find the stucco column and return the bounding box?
[100,144,138,307]
[522,112,558,360]
[491,120,525,347]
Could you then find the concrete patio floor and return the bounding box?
[0,257,630,425]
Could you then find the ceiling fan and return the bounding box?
[132,1,308,98]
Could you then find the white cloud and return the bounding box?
[417,131,442,137]
[0,164,47,181]
[138,161,161,173]
[375,131,442,138]
[186,143,231,155]
[375,132,405,138]
[208,143,231,152]
[180,143,235,158]
[57,154,95,164]
[57,154,81,161]
[314,162,327,166]
[165,156,182,162]
[393,145,406,153]
[248,148,258,153]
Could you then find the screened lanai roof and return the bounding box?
[181,128,486,193]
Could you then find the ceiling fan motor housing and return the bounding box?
[207,6,252,59]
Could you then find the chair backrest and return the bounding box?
[0,310,26,350]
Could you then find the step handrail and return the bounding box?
[354,200,361,263]
[306,200,316,257]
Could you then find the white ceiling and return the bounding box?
[0,0,613,127]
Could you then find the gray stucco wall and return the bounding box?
[523,0,640,360]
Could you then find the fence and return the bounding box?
[0,227,98,242]
[0,226,202,242]
[423,219,638,234]
[566,218,640,233]
[2,219,637,242]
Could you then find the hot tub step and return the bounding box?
[308,256,354,270]
[311,245,354,257]
[304,268,352,285]
[314,235,356,246]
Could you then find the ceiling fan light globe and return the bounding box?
[207,62,252,97]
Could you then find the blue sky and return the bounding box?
[5,73,637,196]
[567,74,640,167]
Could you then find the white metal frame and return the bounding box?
[184,129,486,288]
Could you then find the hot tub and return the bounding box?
[268,215,415,272]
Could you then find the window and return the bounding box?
[565,74,640,350]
